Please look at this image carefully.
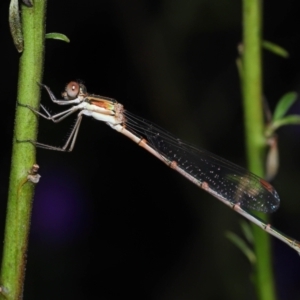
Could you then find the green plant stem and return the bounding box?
[242,1,276,300]
[0,1,47,299]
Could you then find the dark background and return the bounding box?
[1,1,300,299]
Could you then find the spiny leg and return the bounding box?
[18,102,80,123]
[18,112,84,152]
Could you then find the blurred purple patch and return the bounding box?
[32,167,91,245]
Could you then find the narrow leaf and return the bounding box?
[45,33,70,43]
[273,92,298,121]
[226,231,256,264]
[240,221,254,244]
[272,114,300,130]
[263,40,289,58]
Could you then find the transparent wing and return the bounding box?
[124,111,280,213]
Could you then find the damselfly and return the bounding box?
[20,81,300,254]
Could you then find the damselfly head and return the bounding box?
[62,81,87,100]
[62,81,79,100]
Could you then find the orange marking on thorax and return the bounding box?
[90,100,109,108]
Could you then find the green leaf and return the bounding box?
[240,221,254,244]
[263,40,289,58]
[273,92,298,121]
[226,231,256,264]
[45,33,70,43]
[272,114,300,130]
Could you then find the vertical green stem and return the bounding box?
[0,1,47,299]
[242,1,276,300]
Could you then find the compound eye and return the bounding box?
[65,81,80,99]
